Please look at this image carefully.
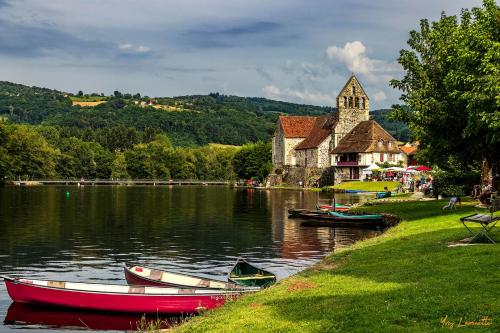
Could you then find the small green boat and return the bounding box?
[228,258,277,288]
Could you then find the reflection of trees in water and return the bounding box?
[0,187,378,269]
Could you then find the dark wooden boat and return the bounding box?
[291,210,382,222]
[3,276,254,314]
[228,258,276,287]
[124,264,252,290]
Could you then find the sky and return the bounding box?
[0,0,484,109]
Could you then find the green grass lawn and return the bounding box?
[330,180,399,192]
[174,199,499,333]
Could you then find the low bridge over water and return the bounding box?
[12,179,231,186]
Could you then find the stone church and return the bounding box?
[271,75,407,185]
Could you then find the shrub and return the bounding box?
[432,170,480,198]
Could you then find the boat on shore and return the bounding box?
[228,258,276,287]
[124,264,252,290]
[3,276,253,314]
[289,210,384,228]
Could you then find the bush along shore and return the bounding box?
[173,199,499,333]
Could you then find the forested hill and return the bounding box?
[0,81,410,145]
[0,81,333,146]
[370,109,411,142]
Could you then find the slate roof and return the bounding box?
[278,116,317,138]
[294,115,337,150]
[331,120,401,154]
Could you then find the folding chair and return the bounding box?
[460,193,499,243]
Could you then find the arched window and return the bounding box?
[361,97,366,109]
[348,96,353,108]
[343,96,347,107]
[355,97,359,109]
[352,85,356,95]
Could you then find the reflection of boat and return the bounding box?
[4,302,176,331]
[3,276,253,314]
[124,264,251,290]
[228,257,277,287]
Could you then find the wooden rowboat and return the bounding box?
[228,258,276,287]
[3,276,253,314]
[124,264,250,290]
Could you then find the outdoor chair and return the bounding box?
[460,193,499,243]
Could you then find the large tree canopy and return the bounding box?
[391,0,499,188]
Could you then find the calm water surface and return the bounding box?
[0,186,377,332]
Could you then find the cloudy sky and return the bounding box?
[0,0,482,109]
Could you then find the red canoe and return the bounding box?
[124,264,245,289]
[3,276,253,314]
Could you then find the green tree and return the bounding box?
[58,137,113,179]
[111,152,129,179]
[2,125,58,179]
[390,0,500,188]
[232,141,272,181]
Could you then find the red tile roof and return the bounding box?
[279,116,317,138]
[295,115,337,150]
[400,145,417,155]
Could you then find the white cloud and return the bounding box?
[373,91,387,101]
[262,85,335,106]
[326,41,399,83]
[118,43,151,53]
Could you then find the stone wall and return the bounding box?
[317,137,331,168]
[284,138,304,166]
[333,76,370,150]
[272,126,284,167]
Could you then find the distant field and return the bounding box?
[70,96,108,102]
[72,100,107,107]
[208,143,241,149]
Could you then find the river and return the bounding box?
[0,185,377,332]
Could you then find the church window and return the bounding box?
[355,97,359,109]
[362,97,366,109]
[348,97,353,108]
[343,96,347,107]
[352,85,356,95]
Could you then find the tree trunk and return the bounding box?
[483,158,500,192]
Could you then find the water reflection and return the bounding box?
[0,186,378,332]
[4,303,180,331]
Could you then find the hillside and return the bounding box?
[0,81,410,145]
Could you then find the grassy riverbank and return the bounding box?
[330,180,399,192]
[174,199,499,332]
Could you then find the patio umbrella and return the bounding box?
[384,167,406,172]
[407,165,432,172]
[364,163,381,171]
